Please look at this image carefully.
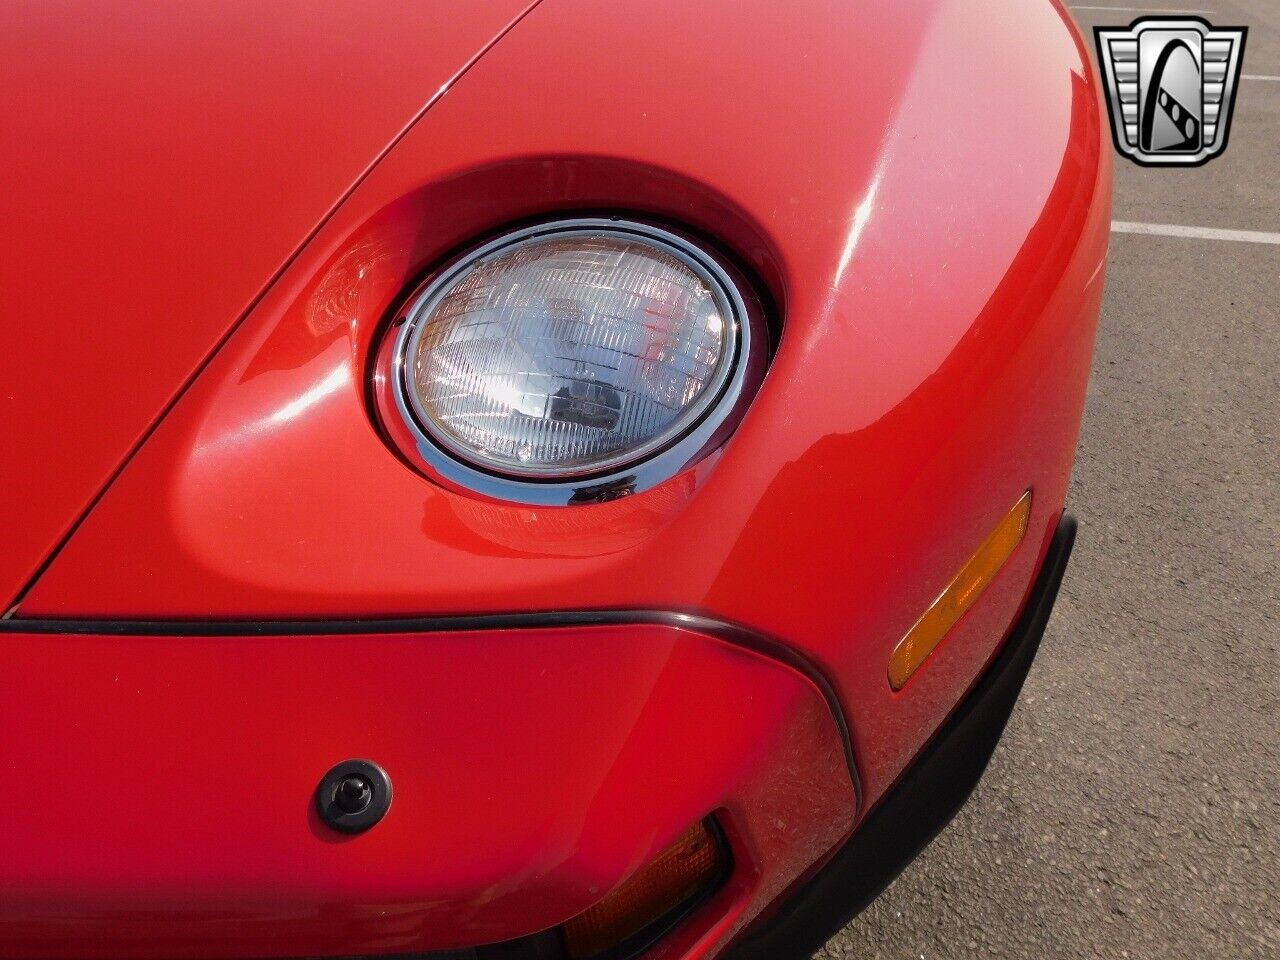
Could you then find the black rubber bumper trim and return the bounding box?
[721,514,1077,960]
[0,607,861,808]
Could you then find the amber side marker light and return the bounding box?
[561,818,729,960]
[888,492,1033,691]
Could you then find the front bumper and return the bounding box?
[0,618,856,958]
[723,516,1076,960]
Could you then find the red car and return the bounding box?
[0,1,1109,958]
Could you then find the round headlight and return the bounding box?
[382,219,764,504]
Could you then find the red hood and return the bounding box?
[0,0,533,608]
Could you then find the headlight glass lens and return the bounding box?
[399,225,738,478]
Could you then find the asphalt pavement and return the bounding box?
[818,1,1279,956]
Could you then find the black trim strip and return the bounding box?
[0,607,861,808]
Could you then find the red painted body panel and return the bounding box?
[22,0,1108,805]
[3,0,1109,956]
[0,623,854,957]
[0,0,535,610]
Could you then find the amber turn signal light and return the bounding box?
[561,818,728,959]
[888,492,1032,690]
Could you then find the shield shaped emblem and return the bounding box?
[1095,18,1247,166]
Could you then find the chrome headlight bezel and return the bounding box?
[374,217,767,506]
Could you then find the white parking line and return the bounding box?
[1243,75,1280,82]
[1069,5,1217,12]
[1112,221,1280,244]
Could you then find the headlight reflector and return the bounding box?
[387,219,761,499]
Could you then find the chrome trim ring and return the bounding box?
[378,217,767,506]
